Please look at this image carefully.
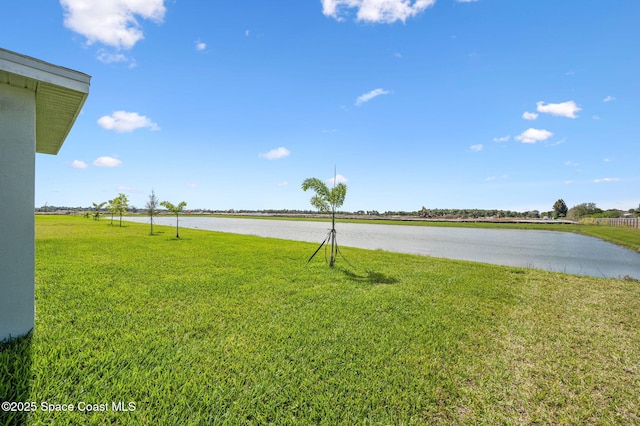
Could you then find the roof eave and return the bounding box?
[0,48,91,155]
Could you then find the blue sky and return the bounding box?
[2,1,638,212]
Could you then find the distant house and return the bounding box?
[0,48,90,342]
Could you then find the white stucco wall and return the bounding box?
[0,84,36,341]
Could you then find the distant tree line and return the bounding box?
[567,202,639,219]
[416,208,544,219]
[548,199,639,220]
[37,199,640,220]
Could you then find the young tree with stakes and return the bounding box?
[302,171,347,267]
[106,198,117,225]
[109,193,129,227]
[160,200,187,238]
[92,201,106,221]
[146,189,159,235]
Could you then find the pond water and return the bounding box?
[125,216,640,279]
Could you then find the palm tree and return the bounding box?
[160,200,187,238]
[92,201,106,221]
[301,174,347,267]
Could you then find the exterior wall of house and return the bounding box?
[0,83,36,342]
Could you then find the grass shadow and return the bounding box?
[0,332,32,425]
[166,236,192,241]
[337,267,399,285]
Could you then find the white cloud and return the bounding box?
[327,174,348,186]
[485,176,496,181]
[355,88,391,106]
[71,160,88,169]
[603,95,615,103]
[259,147,291,160]
[515,128,553,144]
[522,111,538,120]
[321,0,435,23]
[493,135,510,143]
[60,0,166,50]
[195,41,207,51]
[594,177,620,183]
[470,144,483,152]
[98,111,159,133]
[548,137,566,147]
[96,50,129,64]
[186,182,198,188]
[245,29,250,37]
[536,100,581,118]
[93,156,122,167]
[277,181,289,187]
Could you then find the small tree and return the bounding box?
[145,189,159,235]
[109,193,129,227]
[106,198,117,225]
[92,202,106,221]
[160,200,187,238]
[302,174,347,267]
[553,199,568,218]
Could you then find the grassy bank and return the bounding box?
[2,216,639,424]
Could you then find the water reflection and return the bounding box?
[125,217,640,279]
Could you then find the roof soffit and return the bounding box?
[0,48,91,154]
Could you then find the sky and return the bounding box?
[1,0,638,213]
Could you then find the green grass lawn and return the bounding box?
[2,216,639,424]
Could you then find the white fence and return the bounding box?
[590,218,640,229]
